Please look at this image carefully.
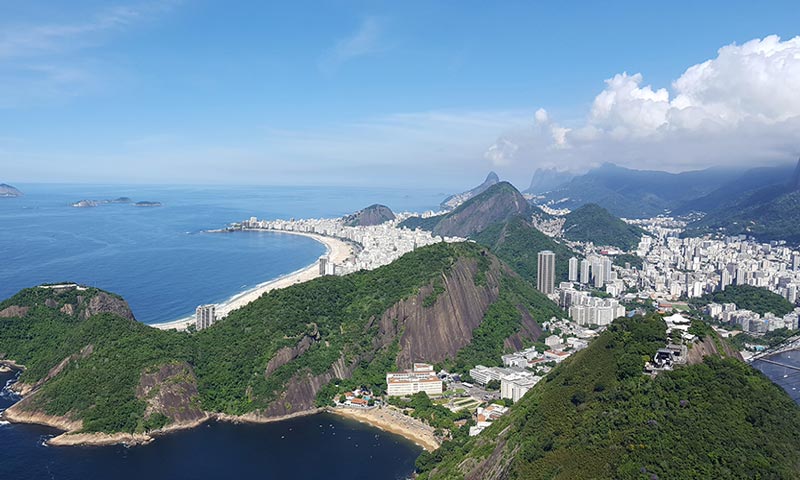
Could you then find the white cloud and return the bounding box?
[319,17,384,73]
[487,35,800,174]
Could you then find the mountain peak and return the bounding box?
[485,171,500,183]
[793,157,800,190]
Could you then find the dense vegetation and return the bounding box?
[691,284,795,316]
[613,253,643,269]
[421,314,800,479]
[0,242,563,435]
[562,203,646,250]
[473,215,576,287]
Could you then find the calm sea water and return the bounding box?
[0,184,440,478]
[0,370,420,480]
[752,350,800,403]
[0,184,443,324]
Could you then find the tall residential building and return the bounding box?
[537,250,556,294]
[568,257,579,282]
[793,253,800,271]
[602,257,613,282]
[593,263,605,288]
[579,259,590,284]
[196,304,216,330]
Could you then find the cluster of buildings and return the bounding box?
[705,303,800,334]
[386,363,444,397]
[558,283,627,326]
[631,219,800,305]
[238,216,463,275]
[469,403,509,436]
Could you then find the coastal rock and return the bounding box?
[0,183,23,197]
[136,362,206,425]
[264,325,320,378]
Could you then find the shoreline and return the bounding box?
[328,406,440,452]
[150,230,353,331]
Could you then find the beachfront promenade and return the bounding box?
[151,216,462,331]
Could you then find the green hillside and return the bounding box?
[0,242,564,436]
[420,315,800,479]
[690,284,795,316]
[473,215,577,287]
[563,203,646,250]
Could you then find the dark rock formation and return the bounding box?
[0,305,29,318]
[136,362,205,424]
[343,204,396,227]
[525,168,574,194]
[82,291,135,321]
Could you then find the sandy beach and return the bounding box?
[151,231,353,331]
[329,406,441,452]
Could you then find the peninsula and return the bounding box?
[0,183,23,197]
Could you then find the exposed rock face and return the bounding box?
[136,362,206,425]
[687,335,743,364]
[525,168,574,195]
[504,305,543,351]
[378,256,505,368]
[261,355,356,417]
[0,305,28,318]
[264,325,320,377]
[441,172,500,210]
[434,182,531,238]
[259,253,541,419]
[82,291,135,321]
[343,204,396,227]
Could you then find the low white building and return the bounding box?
[501,372,541,402]
[386,363,443,397]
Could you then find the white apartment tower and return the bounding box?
[537,250,556,295]
[196,304,216,330]
[568,257,579,282]
[580,259,590,284]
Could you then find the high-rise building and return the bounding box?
[793,253,800,271]
[579,259,590,284]
[196,304,216,330]
[593,263,605,288]
[602,257,613,282]
[537,250,556,294]
[719,269,731,291]
[568,257,579,282]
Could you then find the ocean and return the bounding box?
[752,351,800,403]
[0,183,442,479]
[0,183,444,324]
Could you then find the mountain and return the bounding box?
[0,183,22,197]
[672,162,796,215]
[540,163,743,218]
[440,172,500,210]
[473,216,576,287]
[524,168,574,194]
[343,204,396,226]
[418,315,800,479]
[401,182,532,238]
[685,158,800,243]
[0,243,564,445]
[562,203,646,251]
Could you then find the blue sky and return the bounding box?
[2,1,799,188]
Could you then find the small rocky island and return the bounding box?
[71,197,158,208]
[0,183,23,197]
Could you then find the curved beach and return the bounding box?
[151,231,353,331]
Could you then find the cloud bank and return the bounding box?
[487,35,800,173]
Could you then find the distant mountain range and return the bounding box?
[685,159,800,243]
[440,171,499,210]
[537,163,744,218]
[524,168,574,195]
[0,183,22,197]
